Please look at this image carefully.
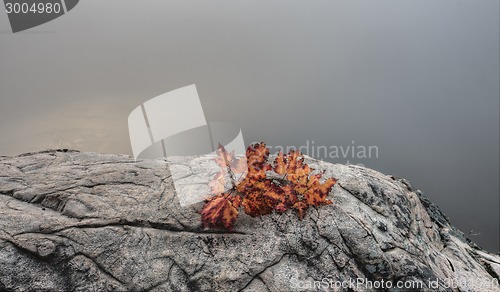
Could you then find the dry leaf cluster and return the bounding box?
[200,142,336,230]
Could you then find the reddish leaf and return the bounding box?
[274,184,298,213]
[242,191,273,217]
[245,142,271,181]
[273,151,287,175]
[304,175,336,206]
[272,150,312,194]
[201,142,337,231]
[208,171,226,195]
[200,193,241,230]
[262,182,284,205]
[236,142,271,194]
[214,143,248,175]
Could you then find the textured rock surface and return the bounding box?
[0,150,499,291]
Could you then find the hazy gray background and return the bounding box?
[0,0,498,251]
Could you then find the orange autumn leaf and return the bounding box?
[209,144,248,196]
[244,142,271,181]
[200,142,337,230]
[214,143,248,175]
[200,193,241,230]
[272,150,312,195]
[236,143,271,194]
[261,182,284,205]
[208,171,226,195]
[242,190,273,217]
[304,174,336,206]
[273,184,298,213]
[273,151,287,175]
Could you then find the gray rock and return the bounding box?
[0,150,498,291]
